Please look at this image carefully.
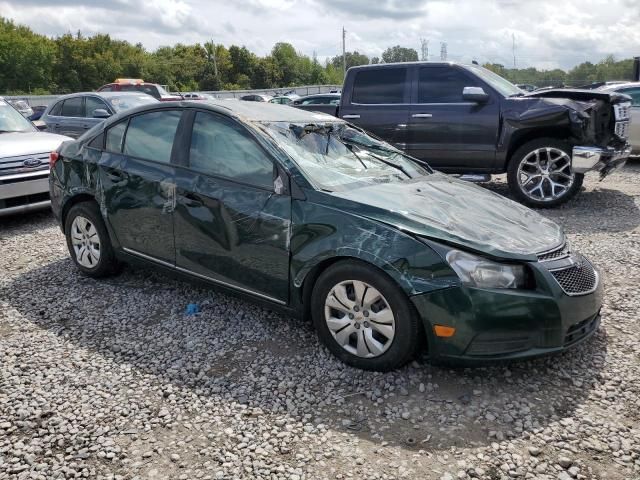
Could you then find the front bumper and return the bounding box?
[410,258,604,364]
[572,145,631,177]
[0,172,51,217]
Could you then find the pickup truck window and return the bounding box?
[262,121,429,192]
[418,67,472,103]
[352,68,406,104]
[465,65,522,97]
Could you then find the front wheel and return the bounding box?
[311,260,421,371]
[507,138,584,208]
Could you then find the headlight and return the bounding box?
[445,249,528,289]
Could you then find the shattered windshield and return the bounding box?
[262,122,431,192]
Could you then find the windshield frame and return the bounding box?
[465,65,523,98]
[260,120,432,193]
[0,99,37,133]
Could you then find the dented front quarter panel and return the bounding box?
[290,192,458,298]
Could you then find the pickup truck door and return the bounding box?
[339,66,410,149]
[406,65,500,172]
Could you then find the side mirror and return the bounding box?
[93,109,111,119]
[462,86,489,103]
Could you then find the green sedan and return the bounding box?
[49,100,603,371]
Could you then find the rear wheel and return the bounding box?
[311,260,421,371]
[507,138,584,208]
[65,202,120,277]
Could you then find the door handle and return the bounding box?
[180,193,203,207]
[342,114,360,119]
[411,113,433,118]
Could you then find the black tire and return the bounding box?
[311,260,421,371]
[507,137,584,208]
[64,201,120,278]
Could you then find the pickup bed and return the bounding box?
[318,62,632,207]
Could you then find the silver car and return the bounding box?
[599,82,640,153]
[0,97,71,216]
[41,92,157,139]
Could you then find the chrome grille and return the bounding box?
[614,102,631,121]
[615,121,630,140]
[0,153,49,177]
[550,256,597,296]
[537,243,570,262]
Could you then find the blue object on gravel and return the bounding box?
[186,303,200,315]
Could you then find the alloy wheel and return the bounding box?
[517,147,575,202]
[70,215,101,268]
[324,280,396,358]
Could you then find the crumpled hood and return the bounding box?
[0,131,72,157]
[327,173,564,260]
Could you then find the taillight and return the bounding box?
[49,151,59,167]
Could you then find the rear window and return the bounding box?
[105,121,127,152]
[351,68,407,104]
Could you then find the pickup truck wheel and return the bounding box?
[311,260,421,372]
[65,202,120,278]
[507,138,584,208]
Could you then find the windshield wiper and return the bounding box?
[344,142,413,179]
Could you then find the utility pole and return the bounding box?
[342,27,346,79]
[512,33,516,68]
[420,38,429,61]
[210,39,218,79]
[440,42,447,61]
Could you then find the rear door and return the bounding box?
[173,110,291,303]
[99,109,183,264]
[57,97,86,138]
[406,65,500,171]
[339,67,410,148]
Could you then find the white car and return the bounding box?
[0,97,71,216]
[599,82,640,154]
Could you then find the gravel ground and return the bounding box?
[1,164,639,480]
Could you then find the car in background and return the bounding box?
[28,105,48,121]
[41,92,158,138]
[0,97,70,216]
[6,99,34,118]
[515,84,537,92]
[182,93,208,100]
[50,100,603,371]
[97,78,182,101]
[291,93,341,116]
[240,94,273,102]
[338,62,631,207]
[599,82,640,153]
[269,96,294,105]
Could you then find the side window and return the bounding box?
[352,68,407,104]
[418,67,475,103]
[88,132,104,150]
[189,112,273,188]
[620,88,640,106]
[49,101,63,116]
[105,121,127,152]
[123,110,181,163]
[86,96,108,117]
[60,97,83,117]
[99,85,113,92]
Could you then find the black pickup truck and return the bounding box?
[300,62,632,207]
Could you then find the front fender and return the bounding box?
[290,200,457,297]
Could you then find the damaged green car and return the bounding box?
[49,101,603,371]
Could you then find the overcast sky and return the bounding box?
[1,0,639,70]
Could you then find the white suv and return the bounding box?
[0,97,71,217]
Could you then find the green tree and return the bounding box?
[381,46,419,63]
[330,51,369,71]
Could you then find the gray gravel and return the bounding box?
[1,164,640,480]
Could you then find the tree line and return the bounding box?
[0,17,635,95]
